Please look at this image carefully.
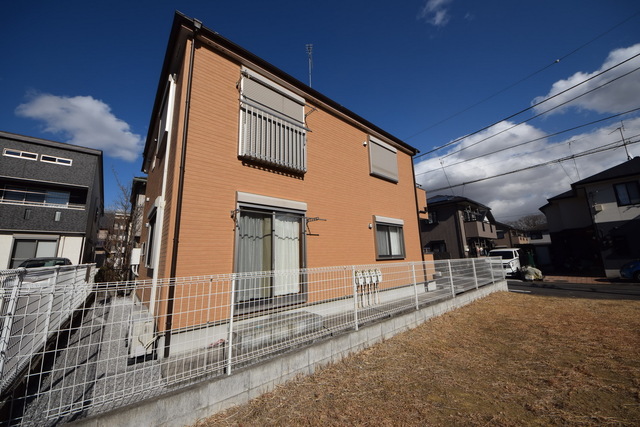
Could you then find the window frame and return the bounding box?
[10,237,59,269]
[238,67,307,174]
[374,216,406,260]
[233,193,308,313]
[40,154,72,166]
[3,148,38,161]
[614,181,640,206]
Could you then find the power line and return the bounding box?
[415,106,640,177]
[415,51,640,160]
[404,10,640,141]
[440,64,640,160]
[422,137,639,193]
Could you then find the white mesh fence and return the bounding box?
[0,258,504,426]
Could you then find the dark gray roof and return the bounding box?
[547,189,575,201]
[0,130,103,156]
[572,156,640,186]
[427,194,492,210]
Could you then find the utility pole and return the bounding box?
[306,44,313,87]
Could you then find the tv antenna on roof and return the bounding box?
[306,44,313,87]
[610,121,631,160]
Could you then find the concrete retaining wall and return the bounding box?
[72,281,507,427]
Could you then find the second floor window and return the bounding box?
[2,186,69,206]
[238,68,307,174]
[614,181,640,206]
[0,181,87,209]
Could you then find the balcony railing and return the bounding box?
[0,199,85,210]
[239,103,307,174]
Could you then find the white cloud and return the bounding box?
[16,93,144,162]
[417,0,453,27]
[415,117,640,221]
[533,44,640,116]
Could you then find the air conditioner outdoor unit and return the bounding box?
[593,204,604,212]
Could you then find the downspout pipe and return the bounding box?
[411,160,425,263]
[411,160,427,285]
[164,19,201,359]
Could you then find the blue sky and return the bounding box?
[1,1,639,220]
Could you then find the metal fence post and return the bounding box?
[489,257,495,283]
[472,259,479,289]
[227,275,237,376]
[40,267,60,349]
[411,263,419,310]
[0,271,24,385]
[447,260,455,298]
[352,266,359,331]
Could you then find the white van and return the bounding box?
[489,248,521,276]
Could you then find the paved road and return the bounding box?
[507,279,640,300]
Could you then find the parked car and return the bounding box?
[18,257,72,268]
[619,259,640,282]
[488,248,521,277]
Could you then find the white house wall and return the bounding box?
[0,234,13,269]
[586,181,640,224]
[57,236,85,264]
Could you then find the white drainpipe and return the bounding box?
[149,74,177,317]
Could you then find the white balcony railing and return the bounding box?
[239,103,307,174]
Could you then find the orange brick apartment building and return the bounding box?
[138,12,430,338]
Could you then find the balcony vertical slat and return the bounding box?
[238,103,307,174]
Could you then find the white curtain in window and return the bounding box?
[237,212,272,301]
[36,240,57,258]
[273,215,300,296]
[389,226,403,256]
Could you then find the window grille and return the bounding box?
[239,103,307,174]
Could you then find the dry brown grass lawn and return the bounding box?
[197,292,640,426]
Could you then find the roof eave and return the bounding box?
[141,11,418,170]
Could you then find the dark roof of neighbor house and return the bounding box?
[546,189,575,201]
[427,194,492,211]
[142,11,418,167]
[0,130,103,156]
[572,156,640,187]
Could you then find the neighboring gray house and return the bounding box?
[421,195,498,260]
[494,222,530,248]
[540,157,640,278]
[0,131,104,268]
